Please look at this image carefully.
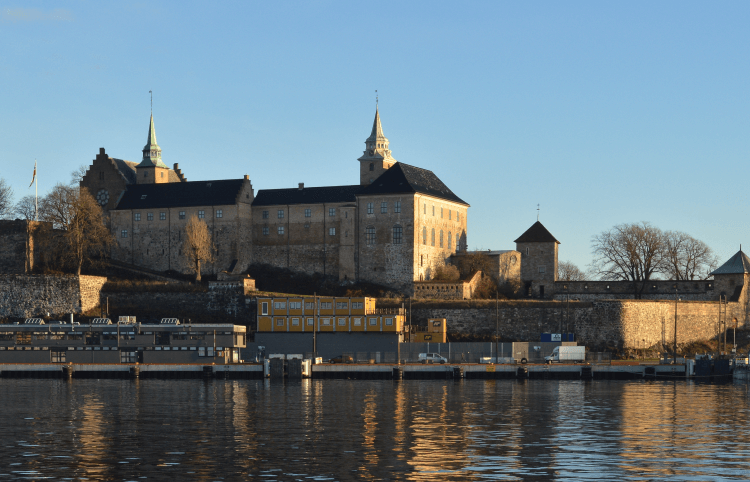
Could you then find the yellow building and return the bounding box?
[256,296,405,334]
[410,318,447,343]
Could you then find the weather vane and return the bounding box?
[376,90,378,107]
[537,204,540,221]
[149,90,152,113]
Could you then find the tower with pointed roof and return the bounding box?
[710,249,750,302]
[136,114,170,184]
[514,221,560,298]
[358,107,397,185]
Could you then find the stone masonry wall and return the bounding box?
[0,275,107,318]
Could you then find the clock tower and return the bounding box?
[358,107,397,185]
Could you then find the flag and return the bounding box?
[28,160,36,188]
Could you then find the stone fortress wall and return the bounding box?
[0,275,106,318]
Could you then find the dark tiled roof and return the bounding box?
[252,185,362,206]
[114,179,246,210]
[711,250,750,275]
[514,221,560,244]
[358,163,468,205]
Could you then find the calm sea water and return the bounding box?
[0,378,748,481]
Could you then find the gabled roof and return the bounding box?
[358,162,468,206]
[252,185,363,207]
[114,179,247,210]
[710,250,750,275]
[514,221,560,244]
[111,158,181,184]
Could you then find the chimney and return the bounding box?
[99,147,105,155]
[298,183,304,190]
[244,174,249,180]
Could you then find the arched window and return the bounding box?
[448,232,452,250]
[366,226,376,245]
[369,163,374,171]
[439,230,443,248]
[431,228,435,246]
[393,225,403,245]
[422,227,427,245]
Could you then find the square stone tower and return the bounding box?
[514,221,560,299]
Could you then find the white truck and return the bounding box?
[545,346,585,364]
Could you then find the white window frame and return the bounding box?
[277,210,284,219]
[198,210,205,219]
[216,210,223,218]
[394,201,401,213]
[278,226,284,235]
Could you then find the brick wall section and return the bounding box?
[0,275,106,318]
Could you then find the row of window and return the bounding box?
[133,210,223,222]
[268,301,363,311]
[366,201,402,214]
[275,318,393,327]
[421,227,460,251]
[263,226,338,236]
[263,207,343,219]
[423,203,461,222]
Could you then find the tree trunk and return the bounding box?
[196,258,201,282]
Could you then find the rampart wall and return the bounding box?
[0,275,107,318]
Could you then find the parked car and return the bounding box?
[418,353,448,364]
[329,354,353,364]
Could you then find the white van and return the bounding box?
[418,353,448,364]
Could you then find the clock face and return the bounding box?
[96,189,110,207]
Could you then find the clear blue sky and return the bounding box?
[1,1,749,272]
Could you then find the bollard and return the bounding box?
[392,366,403,380]
[516,366,528,379]
[452,366,463,379]
[62,365,74,380]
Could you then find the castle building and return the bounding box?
[515,221,559,298]
[82,107,469,292]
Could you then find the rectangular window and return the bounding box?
[134,213,141,221]
[278,226,285,235]
[352,302,363,309]
[289,302,302,309]
[277,210,284,219]
[329,208,335,217]
[261,302,268,315]
[432,205,435,216]
[366,226,376,245]
[381,202,387,213]
[147,213,153,221]
[262,210,269,219]
[539,266,546,274]
[51,351,66,363]
[336,302,348,309]
[306,318,314,326]
[291,318,300,326]
[198,210,205,219]
[305,302,315,310]
[394,201,401,213]
[216,210,223,218]
[322,318,331,326]
[160,212,166,220]
[320,302,332,309]
[120,351,137,363]
[393,225,402,245]
[273,302,287,309]
[179,211,185,219]
[367,203,374,215]
[449,210,452,220]
[262,226,269,235]
[276,319,285,326]
[441,208,443,218]
[329,227,336,236]
[338,318,346,326]
[385,318,393,326]
[121,230,128,238]
[369,318,377,326]
[305,209,311,217]
[353,318,362,326]
[423,203,426,214]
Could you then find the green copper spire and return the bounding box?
[138,113,168,168]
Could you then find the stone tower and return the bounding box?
[358,107,397,185]
[514,221,560,299]
[136,114,170,184]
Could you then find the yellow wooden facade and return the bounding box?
[256,297,404,333]
[411,318,447,343]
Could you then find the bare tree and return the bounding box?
[663,231,718,280]
[432,264,460,282]
[70,164,88,186]
[63,189,113,275]
[558,260,586,281]
[14,195,37,220]
[184,215,215,281]
[590,222,666,298]
[0,178,14,219]
[39,184,77,229]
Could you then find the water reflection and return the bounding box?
[0,379,748,480]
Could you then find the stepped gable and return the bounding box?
[359,162,468,205]
[111,158,181,184]
[711,250,750,275]
[115,179,246,210]
[253,185,363,206]
[514,221,560,244]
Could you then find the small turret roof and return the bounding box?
[514,221,560,244]
[138,114,168,169]
[711,250,750,275]
[366,106,386,142]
